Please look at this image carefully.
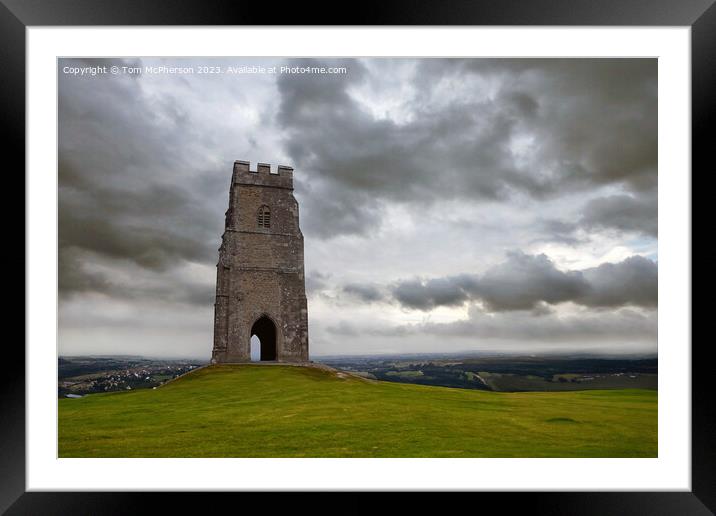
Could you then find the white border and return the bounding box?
[27,27,691,491]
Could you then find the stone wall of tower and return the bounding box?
[211,160,309,363]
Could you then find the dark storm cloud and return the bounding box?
[342,283,385,303]
[539,188,657,241]
[58,58,227,298]
[392,275,474,310]
[579,191,658,237]
[389,253,657,312]
[469,252,589,311]
[58,247,111,295]
[59,180,217,271]
[278,58,657,238]
[580,256,658,308]
[441,59,658,191]
[536,219,586,245]
[59,247,215,306]
[296,182,383,239]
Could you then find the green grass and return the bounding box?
[58,364,657,458]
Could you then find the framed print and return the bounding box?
[4,0,710,512]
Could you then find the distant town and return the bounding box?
[58,356,205,397]
[59,353,657,397]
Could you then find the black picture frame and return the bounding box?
[3,0,709,513]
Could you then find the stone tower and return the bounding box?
[211,160,309,363]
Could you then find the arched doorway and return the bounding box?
[250,315,277,361]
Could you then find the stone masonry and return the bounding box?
[211,160,309,363]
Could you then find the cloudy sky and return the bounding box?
[58,57,657,359]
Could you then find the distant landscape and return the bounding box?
[58,353,657,397]
[58,356,205,397]
[319,353,658,392]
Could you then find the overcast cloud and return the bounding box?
[388,253,657,312]
[58,57,657,358]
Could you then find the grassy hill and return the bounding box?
[58,364,657,458]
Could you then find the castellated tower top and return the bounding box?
[232,160,294,190]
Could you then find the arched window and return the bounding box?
[257,205,271,229]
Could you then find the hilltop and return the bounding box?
[58,364,657,458]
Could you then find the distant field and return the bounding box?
[322,355,658,392]
[58,364,657,458]
[479,371,658,392]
